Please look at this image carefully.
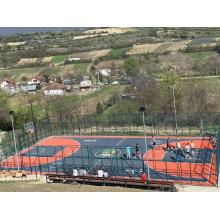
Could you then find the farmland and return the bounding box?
[126,40,191,55]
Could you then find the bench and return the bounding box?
[46,174,176,191]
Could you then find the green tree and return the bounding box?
[123,57,139,77]
[96,101,104,114]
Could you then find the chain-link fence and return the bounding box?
[0,112,219,186]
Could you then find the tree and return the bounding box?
[123,57,139,77]
[133,73,160,111]
[158,72,183,114]
[96,102,104,114]
[199,55,220,76]
[0,89,11,130]
[21,76,28,82]
[183,80,217,113]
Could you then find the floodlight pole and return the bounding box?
[79,93,85,134]
[171,84,178,137]
[28,99,38,141]
[9,111,20,171]
[142,110,151,181]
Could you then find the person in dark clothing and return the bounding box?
[166,137,172,152]
[176,147,185,161]
[152,136,157,148]
[135,143,140,153]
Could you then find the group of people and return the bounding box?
[71,167,109,178]
[124,136,158,159]
[166,137,195,161]
[124,143,142,159]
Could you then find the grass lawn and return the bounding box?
[0,181,146,192]
[108,47,130,58]
[52,55,67,63]
[73,63,91,73]
[0,66,45,80]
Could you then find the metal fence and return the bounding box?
[0,139,218,186]
[0,112,219,186]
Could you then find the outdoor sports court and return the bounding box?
[0,135,217,186]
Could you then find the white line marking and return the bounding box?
[116,137,126,147]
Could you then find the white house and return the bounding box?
[27,76,43,85]
[44,82,66,96]
[0,79,15,89]
[80,80,92,89]
[68,57,80,61]
[0,79,17,95]
[98,69,111,77]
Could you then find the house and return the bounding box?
[0,79,17,95]
[98,69,111,77]
[43,82,66,96]
[20,84,37,93]
[80,80,92,89]
[0,79,15,89]
[27,75,44,85]
[121,93,136,100]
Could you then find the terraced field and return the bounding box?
[69,49,111,60]
[126,40,191,55]
[127,43,162,55]
[84,27,137,35]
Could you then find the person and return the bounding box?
[126,145,131,159]
[176,140,181,149]
[136,150,141,159]
[97,168,104,177]
[152,136,157,148]
[79,167,84,176]
[135,143,140,153]
[166,137,172,152]
[184,143,192,159]
[79,167,88,176]
[140,172,147,183]
[176,147,185,161]
[72,168,79,176]
[190,140,195,157]
[103,170,109,178]
[135,143,141,158]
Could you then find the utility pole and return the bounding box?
[79,93,85,134]
[9,111,20,171]
[140,107,151,181]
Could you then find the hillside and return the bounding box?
[0,27,220,131]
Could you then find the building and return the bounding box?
[43,82,66,96]
[98,69,111,77]
[20,84,37,93]
[0,79,15,89]
[27,75,44,85]
[80,80,92,89]
[0,79,17,95]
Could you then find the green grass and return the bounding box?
[108,47,130,58]
[52,55,67,63]
[85,85,124,99]
[0,66,45,80]
[73,63,90,73]
[0,181,146,192]
[185,51,217,65]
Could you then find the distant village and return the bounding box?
[0,68,122,96]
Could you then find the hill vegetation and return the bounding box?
[0,27,220,131]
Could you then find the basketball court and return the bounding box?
[0,135,217,186]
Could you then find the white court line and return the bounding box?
[94,137,127,166]
[116,137,127,147]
